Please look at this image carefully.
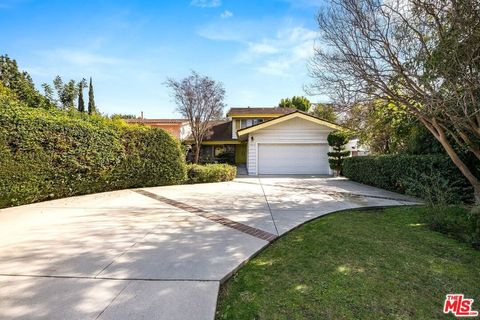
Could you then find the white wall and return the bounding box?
[346,138,370,156]
[246,117,334,175]
[180,123,192,141]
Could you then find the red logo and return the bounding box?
[444,294,478,317]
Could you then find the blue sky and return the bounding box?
[0,0,326,118]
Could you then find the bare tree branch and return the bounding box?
[165,71,225,163]
[308,0,480,203]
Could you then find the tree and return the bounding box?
[345,100,415,154]
[0,55,51,109]
[278,96,311,112]
[88,77,96,114]
[41,83,55,105]
[166,71,225,163]
[52,76,78,110]
[345,100,443,155]
[77,78,87,113]
[311,103,337,122]
[309,0,480,204]
[327,130,350,176]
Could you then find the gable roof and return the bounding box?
[237,110,344,136]
[227,107,295,117]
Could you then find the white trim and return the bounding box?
[232,119,237,139]
[238,112,343,136]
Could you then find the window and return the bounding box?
[240,118,263,128]
[214,145,226,157]
[214,145,235,157]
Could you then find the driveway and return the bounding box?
[0,176,419,320]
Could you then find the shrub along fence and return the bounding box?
[343,154,473,204]
[0,104,186,208]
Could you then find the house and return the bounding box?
[345,137,370,157]
[124,118,191,140]
[200,107,344,175]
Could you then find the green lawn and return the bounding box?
[216,207,480,320]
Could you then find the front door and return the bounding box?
[235,143,247,164]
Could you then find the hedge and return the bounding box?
[186,164,237,183]
[343,154,473,204]
[0,102,186,208]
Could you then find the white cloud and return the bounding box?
[248,43,279,55]
[198,17,318,77]
[190,0,221,8]
[242,26,318,76]
[220,10,233,19]
[257,59,292,76]
[39,49,125,66]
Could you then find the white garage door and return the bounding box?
[258,143,329,174]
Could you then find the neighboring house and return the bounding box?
[200,107,344,175]
[124,118,191,140]
[345,137,370,157]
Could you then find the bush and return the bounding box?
[186,164,237,183]
[327,130,350,175]
[343,154,473,204]
[419,206,480,249]
[0,103,186,208]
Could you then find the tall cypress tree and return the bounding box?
[77,78,86,112]
[88,77,95,114]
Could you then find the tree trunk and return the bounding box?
[421,118,480,205]
[475,186,480,206]
[194,143,201,164]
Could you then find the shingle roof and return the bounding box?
[124,119,188,124]
[227,107,296,116]
[202,120,234,141]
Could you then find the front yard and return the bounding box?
[216,206,480,319]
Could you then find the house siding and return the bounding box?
[246,117,334,175]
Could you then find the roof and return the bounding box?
[124,118,188,124]
[202,120,236,142]
[227,107,296,117]
[184,120,235,143]
[237,110,344,137]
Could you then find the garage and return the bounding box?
[258,143,329,175]
[237,111,343,175]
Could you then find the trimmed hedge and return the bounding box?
[0,103,186,208]
[186,164,237,183]
[343,154,473,203]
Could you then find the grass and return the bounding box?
[216,206,480,320]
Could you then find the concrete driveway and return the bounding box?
[0,176,419,320]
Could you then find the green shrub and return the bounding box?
[0,103,186,208]
[327,130,350,175]
[186,164,237,183]
[419,206,480,249]
[403,171,463,206]
[343,154,473,203]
